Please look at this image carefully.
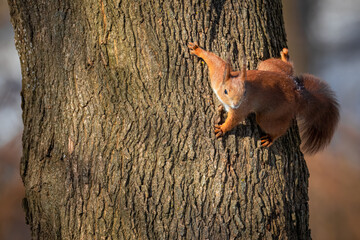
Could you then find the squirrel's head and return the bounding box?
[215,62,246,110]
[217,77,245,110]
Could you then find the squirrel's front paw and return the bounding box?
[214,124,225,138]
[188,42,199,55]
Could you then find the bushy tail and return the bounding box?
[297,74,339,154]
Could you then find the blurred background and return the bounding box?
[0,0,359,239]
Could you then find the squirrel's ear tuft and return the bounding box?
[222,62,231,84]
[222,52,231,84]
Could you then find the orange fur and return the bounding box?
[188,43,339,154]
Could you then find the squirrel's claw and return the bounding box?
[214,124,224,138]
[188,42,199,55]
[188,42,199,49]
[260,135,273,147]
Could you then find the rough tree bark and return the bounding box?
[8,0,310,239]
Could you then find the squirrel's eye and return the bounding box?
[224,89,228,95]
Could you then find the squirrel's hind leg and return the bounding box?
[256,113,292,147]
[260,135,273,147]
[280,48,290,63]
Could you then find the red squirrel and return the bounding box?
[188,42,339,154]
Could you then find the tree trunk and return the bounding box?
[8,0,310,239]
